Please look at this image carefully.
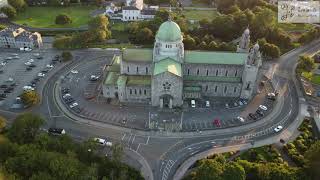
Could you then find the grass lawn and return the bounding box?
[311,74,320,85]
[277,23,313,32]
[110,22,129,42]
[181,9,219,21]
[13,6,96,28]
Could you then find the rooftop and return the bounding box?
[185,51,247,65]
[184,86,202,92]
[127,75,151,85]
[104,71,120,85]
[184,75,242,83]
[107,55,121,72]
[122,49,153,62]
[154,57,182,77]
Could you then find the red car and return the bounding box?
[213,119,221,127]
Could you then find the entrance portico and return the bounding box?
[160,94,173,108]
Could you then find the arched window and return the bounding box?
[136,66,139,73]
[205,85,208,92]
[144,89,147,95]
[187,69,190,75]
[216,70,219,76]
[134,89,137,94]
[215,86,218,92]
[224,86,227,93]
[146,67,148,74]
[235,70,238,77]
[234,87,237,93]
[225,70,228,76]
[127,66,130,73]
[206,70,209,76]
[197,69,200,75]
[130,89,132,94]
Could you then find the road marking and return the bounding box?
[146,136,150,145]
[46,93,52,118]
[121,133,126,141]
[136,143,141,152]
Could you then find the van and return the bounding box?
[205,100,210,107]
[48,128,66,135]
[191,100,196,108]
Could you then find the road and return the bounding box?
[1,39,320,180]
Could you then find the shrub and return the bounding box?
[61,51,72,62]
[55,14,72,25]
[0,116,6,132]
[21,91,39,107]
[0,6,17,19]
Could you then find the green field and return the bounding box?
[182,10,219,21]
[311,74,320,85]
[13,6,96,28]
[277,23,313,32]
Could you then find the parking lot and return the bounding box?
[0,48,60,110]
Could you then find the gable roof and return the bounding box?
[185,51,247,65]
[154,57,182,77]
[123,49,153,62]
[123,6,139,10]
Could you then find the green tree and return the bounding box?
[55,13,72,25]
[305,141,320,180]
[0,24,6,30]
[223,162,246,180]
[8,0,27,12]
[198,41,207,50]
[0,116,6,132]
[297,55,316,73]
[0,6,17,19]
[136,27,154,44]
[111,143,123,163]
[183,35,196,50]
[61,51,72,62]
[48,0,60,6]
[21,90,39,106]
[190,159,224,180]
[208,41,218,50]
[53,36,73,49]
[8,113,44,144]
[88,15,111,42]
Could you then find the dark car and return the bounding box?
[4,89,12,93]
[26,67,32,71]
[10,83,16,87]
[256,109,264,117]
[36,56,43,59]
[61,88,70,94]
[0,84,8,89]
[29,64,36,68]
[248,113,257,120]
[6,87,14,91]
[0,93,7,98]
[0,70,3,74]
[33,77,40,82]
[64,97,75,104]
[41,69,49,73]
[48,128,66,135]
[73,106,82,113]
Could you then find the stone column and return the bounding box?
[169,98,173,109]
[160,98,163,108]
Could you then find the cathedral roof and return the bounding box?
[185,51,247,65]
[156,20,182,42]
[154,57,182,77]
[123,49,152,62]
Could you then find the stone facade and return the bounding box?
[0,27,42,49]
[102,20,261,108]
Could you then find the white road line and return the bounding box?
[131,134,136,146]
[121,133,126,141]
[46,95,52,118]
[136,143,141,152]
[146,136,150,145]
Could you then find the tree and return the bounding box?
[208,41,218,50]
[223,162,246,180]
[258,39,280,59]
[48,0,60,6]
[0,24,6,31]
[88,15,111,42]
[53,36,73,49]
[305,141,320,180]
[21,90,39,106]
[111,143,123,162]
[95,0,105,7]
[198,41,207,50]
[55,14,72,25]
[184,35,196,50]
[0,116,6,132]
[8,113,44,144]
[190,159,224,180]
[0,6,17,19]
[297,55,316,73]
[136,27,154,44]
[8,0,27,12]
[61,51,72,62]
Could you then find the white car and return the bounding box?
[0,62,6,66]
[25,62,32,66]
[90,75,99,80]
[71,70,78,74]
[268,93,276,97]
[28,59,34,63]
[93,138,107,146]
[69,102,78,108]
[37,73,45,77]
[19,47,25,51]
[259,105,268,111]
[274,125,283,132]
[237,116,245,122]
[7,77,13,82]
[13,56,20,59]
[11,53,18,56]
[46,64,54,68]
[33,53,40,56]
[191,100,196,108]
[24,48,32,51]
[205,100,210,107]
[62,93,71,99]
[23,86,34,91]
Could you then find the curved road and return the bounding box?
[2,39,320,180]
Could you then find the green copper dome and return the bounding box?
[156,20,182,42]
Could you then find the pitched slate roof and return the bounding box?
[185,51,247,65]
[123,6,139,10]
[122,49,153,62]
[154,57,182,77]
[184,76,241,83]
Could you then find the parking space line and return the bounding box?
[121,133,126,141]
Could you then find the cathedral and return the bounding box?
[102,19,261,108]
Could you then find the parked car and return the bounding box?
[90,75,99,81]
[37,73,45,77]
[0,84,8,88]
[213,119,221,127]
[71,70,78,74]
[69,102,78,108]
[61,88,70,94]
[29,64,36,68]
[0,93,7,98]
[93,138,112,147]
[24,62,32,66]
[259,105,268,111]
[191,99,196,108]
[23,86,34,91]
[62,93,71,99]
[205,100,210,107]
[236,116,245,122]
[64,97,75,104]
[248,113,257,120]
[274,125,283,132]
[46,64,54,68]
[256,109,264,117]
[48,128,66,135]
